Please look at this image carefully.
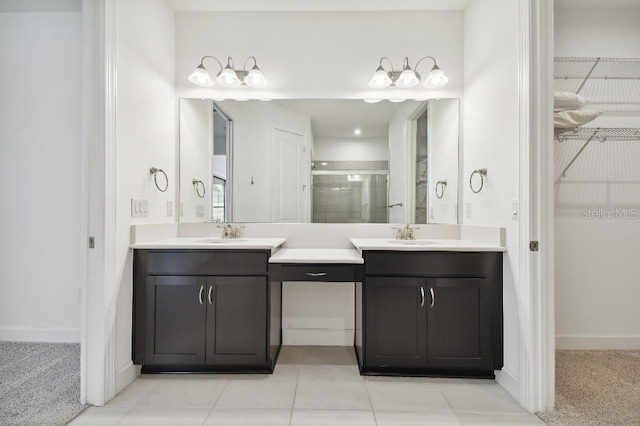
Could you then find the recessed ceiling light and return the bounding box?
[321,162,328,166]
[363,99,383,104]
[354,129,362,135]
[259,98,272,102]
[234,98,249,102]
[389,99,406,103]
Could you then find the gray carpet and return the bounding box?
[0,342,88,426]
[538,350,640,426]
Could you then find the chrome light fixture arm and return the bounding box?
[200,55,224,71]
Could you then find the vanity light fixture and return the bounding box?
[188,56,268,88]
[368,57,449,89]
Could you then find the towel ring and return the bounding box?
[150,167,168,192]
[192,179,205,198]
[470,169,487,194]
[435,180,447,199]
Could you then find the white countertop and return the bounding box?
[350,238,506,253]
[269,248,364,264]
[130,237,286,251]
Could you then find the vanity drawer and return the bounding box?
[143,250,269,276]
[363,251,501,278]
[270,264,363,282]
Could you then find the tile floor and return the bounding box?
[70,346,544,426]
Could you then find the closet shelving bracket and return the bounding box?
[554,127,640,183]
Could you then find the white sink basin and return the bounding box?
[197,238,248,244]
[385,240,440,245]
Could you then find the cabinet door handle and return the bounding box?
[430,287,435,308]
[420,287,425,307]
[208,285,213,305]
[306,272,327,277]
[198,285,204,305]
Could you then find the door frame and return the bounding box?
[518,0,555,412]
[82,0,118,405]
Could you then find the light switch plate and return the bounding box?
[131,198,149,217]
[511,199,519,219]
[196,204,205,218]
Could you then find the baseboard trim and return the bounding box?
[556,335,640,350]
[283,329,354,346]
[495,368,520,403]
[0,326,80,343]
[115,361,140,396]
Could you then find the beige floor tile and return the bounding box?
[115,407,210,425]
[136,377,227,407]
[204,408,292,426]
[68,406,129,426]
[375,410,463,425]
[439,383,527,414]
[277,346,304,365]
[302,345,357,366]
[367,380,451,411]
[291,409,376,426]
[215,366,298,408]
[457,412,546,425]
[107,377,164,407]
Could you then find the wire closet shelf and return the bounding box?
[554,57,640,181]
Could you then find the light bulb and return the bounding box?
[368,66,392,89]
[188,64,214,87]
[395,68,419,88]
[245,66,268,88]
[217,66,241,87]
[423,65,449,88]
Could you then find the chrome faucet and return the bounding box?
[392,224,420,240]
[218,223,245,239]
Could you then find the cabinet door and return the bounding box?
[145,276,206,364]
[364,277,427,368]
[205,276,267,365]
[426,278,491,369]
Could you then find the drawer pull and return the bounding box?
[198,285,204,305]
[306,272,327,277]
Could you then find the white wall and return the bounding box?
[174,11,463,100]
[313,138,388,162]
[113,0,176,392]
[179,99,212,222]
[463,0,522,401]
[554,5,640,349]
[427,99,460,224]
[0,11,83,342]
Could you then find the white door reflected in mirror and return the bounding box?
[177,99,460,225]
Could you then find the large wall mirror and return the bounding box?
[178,98,460,224]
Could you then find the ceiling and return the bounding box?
[168,0,470,12]
[271,99,418,139]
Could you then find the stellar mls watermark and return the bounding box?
[581,208,640,220]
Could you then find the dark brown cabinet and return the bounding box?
[133,250,280,373]
[358,251,502,377]
[364,277,427,368]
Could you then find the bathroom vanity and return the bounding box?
[131,232,504,378]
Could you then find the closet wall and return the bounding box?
[554,4,640,349]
